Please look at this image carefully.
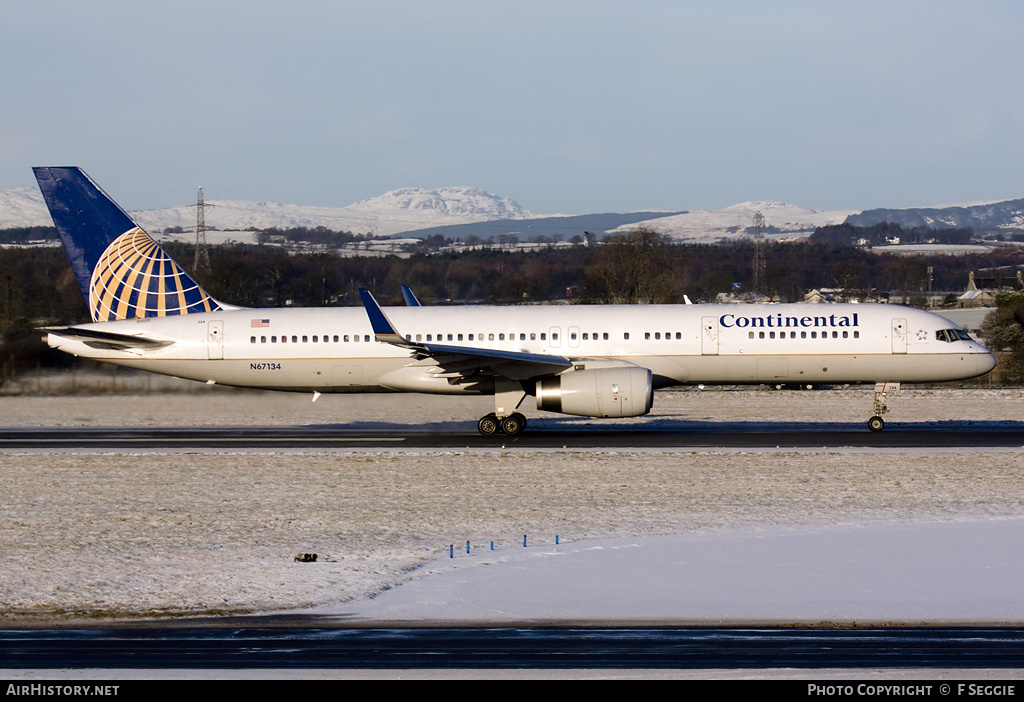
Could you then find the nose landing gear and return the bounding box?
[868,382,899,432]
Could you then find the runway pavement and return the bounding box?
[2,420,1023,450]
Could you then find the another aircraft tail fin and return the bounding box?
[33,166,222,322]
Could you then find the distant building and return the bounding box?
[957,271,998,308]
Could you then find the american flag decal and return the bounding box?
[251,319,270,328]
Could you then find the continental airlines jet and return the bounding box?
[34,167,996,435]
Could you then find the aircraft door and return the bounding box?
[891,318,908,354]
[207,320,224,360]
[701,316,719,355]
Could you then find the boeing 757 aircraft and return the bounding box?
[33,166,996,435]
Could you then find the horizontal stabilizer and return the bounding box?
[43,326,175,351]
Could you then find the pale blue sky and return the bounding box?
[4,1,1022,215]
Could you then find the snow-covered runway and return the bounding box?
[1,386,1022,626]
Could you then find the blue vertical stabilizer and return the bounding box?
[33,167,222,322]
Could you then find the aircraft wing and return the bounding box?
[359,289,572,380]
[42,326,175,351]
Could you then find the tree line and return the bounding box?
[3,223,1024,380]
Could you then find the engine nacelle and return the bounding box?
[535,367,653,418]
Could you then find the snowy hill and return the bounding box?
[0,185,535,240]
[5,180,1024,244]
[0,187,49,230]
[349,186,531,220]
[847,197,1024,236]
[608,200,858,243]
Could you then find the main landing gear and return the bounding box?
[478,412,527,436]
[478,379,529,436]
[868,382,899,432]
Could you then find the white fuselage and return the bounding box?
[47,302,996,397]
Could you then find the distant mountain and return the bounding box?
[606,201,858,243]
[5,179,1024,244]
[349,186,531,220]
[0,187,48,229]
[394,212,687,244]
[0,185,535,239]
[846,198,1024,236]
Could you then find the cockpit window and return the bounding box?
[936,329,972,342]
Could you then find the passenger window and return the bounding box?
[759,331,765,339]
[604,333,610,340]
[282,336,288,343]
[623,332,629,340]
[645,332,651,340]
[271,336,277,343]
[854,331,860,338]
[364,335,370,342]
[499,333,505,341]
[582,333,589,340]
[302,335,308,343]
[457,334,463,341]
[250,336,256,343]
[801,331,806,339]
[333,335,339,342]
[749,331,754,339]
[541,333,547,340]
[521,333,526,341]
[261,336,267,343]
[531,333,537,341]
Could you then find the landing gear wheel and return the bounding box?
[868,415,885,432]
[500,413,525,436]
[478,414,499,436]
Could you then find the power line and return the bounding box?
[192,186,212,274]
[752,210,765,300]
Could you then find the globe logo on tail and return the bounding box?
[88,227,221,322]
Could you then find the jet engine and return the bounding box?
[535,366,653,418]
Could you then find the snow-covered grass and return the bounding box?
[1,387,1022,625]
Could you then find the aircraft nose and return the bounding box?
[980,349,997,375]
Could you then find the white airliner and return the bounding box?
[34,166,996,435]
